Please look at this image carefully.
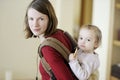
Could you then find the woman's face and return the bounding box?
[27,8,49,36]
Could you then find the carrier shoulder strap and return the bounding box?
[38,37,71,79]
[39,37,70,62]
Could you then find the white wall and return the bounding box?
[92,0,113,80]
[50,0,81,36]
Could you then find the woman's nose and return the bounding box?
[33,20,39,27]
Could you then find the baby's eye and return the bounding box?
[40,17,44,20]
[87,39,91,41]
[80,37,83,40]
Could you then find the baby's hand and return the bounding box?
[69,48,78,61]
[73,48,78,58]
[69,53,75,61]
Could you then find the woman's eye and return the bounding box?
[28,17,33,21]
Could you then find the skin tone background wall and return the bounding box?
[0,0,39,79]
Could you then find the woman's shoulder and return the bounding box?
[49,29,65,38]
[49,29,71,50]
[55,29,64,34]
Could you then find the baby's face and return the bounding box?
[78,28,97,53]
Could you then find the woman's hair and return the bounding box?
[80,24,102,49]
[24,0,58,38]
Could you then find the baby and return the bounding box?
[69,24,102,80]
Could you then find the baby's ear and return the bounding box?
[94,41,98,49]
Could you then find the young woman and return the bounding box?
[69,24,102,80]
[24,0,77,80]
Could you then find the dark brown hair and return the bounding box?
[24,0,58,38]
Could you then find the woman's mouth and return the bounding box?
[34,28,40,32]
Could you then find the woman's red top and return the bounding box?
[39,29,76,80]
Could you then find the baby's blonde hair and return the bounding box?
[80,24,102,49]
